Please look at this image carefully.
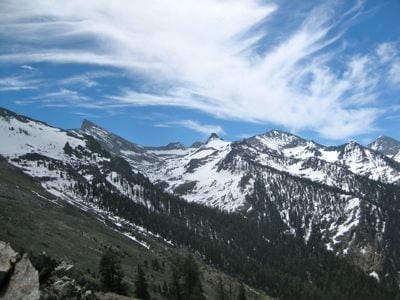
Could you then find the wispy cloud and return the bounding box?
[38,88,89,101]
[376,42,397,62]
[20,64,35,70]
[376,42,400,85]
[0,75,41,91]
[388,61,400,85]
[71,111,100,119]
[0,0,397,139]
[60,75,98,88]
[27,88,92,108]
[156,120,224,137]
[59,71,116,88]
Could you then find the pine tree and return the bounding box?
[236,283,246,300]
[162,280,169,295]
[135,264,150,300]
[183,255,204,300]
[99,247,127,295]
[170,267,182,300]
[217,277,225,300]
[151,259,160,271]
[63,142,73,155]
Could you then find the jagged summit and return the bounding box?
[147,142,186,151]
[164,142,185,150]
[206,132,223,143]
[368,135,400,157]
[338,140,364,155]
[265,129,293,136]
[344,140,360,147]
[80,118,149,158]
[258,129,306,143]
[80,118,101,131]
[0,106,53,128]
[191,141,204,148]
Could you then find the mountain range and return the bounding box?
[1,106,400,299]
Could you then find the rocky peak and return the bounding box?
[206,133,222,143]
[164,142,185,150]
[368,136,400,157]
[263,129,305,143]
[80,119,98,131]
[340,140,364,155]
[190,141,204,148]
[80,119,147,157]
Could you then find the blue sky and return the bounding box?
[0,0,399,146]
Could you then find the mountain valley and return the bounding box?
[1,107,400,299]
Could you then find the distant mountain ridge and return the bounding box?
[1,106,400,295]
[79,116,400,288]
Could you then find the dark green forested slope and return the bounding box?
[69,150,397,300]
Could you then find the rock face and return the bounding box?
[368,135,400,158]
[0,241,95,300]
[2,254,40,300]
[40,260,96,300]
[0,241,18,289]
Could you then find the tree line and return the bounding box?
[99,248,249,299]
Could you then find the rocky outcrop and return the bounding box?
[41,275,95,300]
[0,241,18,289]
[40,260,97,300]
[0,241,95,300]
[1,254,40,300]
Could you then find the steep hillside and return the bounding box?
[0,155,271,300]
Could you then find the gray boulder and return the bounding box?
[0,241,18,288]
[2,254,40,300]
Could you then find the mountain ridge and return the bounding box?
[77,114,400,289]
[80,116,400,160]
[368,135,400,158]
[1,107,400,295]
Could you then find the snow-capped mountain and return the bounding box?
[142,129,400,209]
[368,136,400,162]
[81,119,158,168]
[80,119,400,285]
[1,107,400,289]
[0,108,159,244]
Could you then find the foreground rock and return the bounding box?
[40,259,96,300]
[0,241,18,288]
[2,254,40,300]
[0,241,95,300]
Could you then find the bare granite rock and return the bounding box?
[0,241,18,288]
[2,254,40,300]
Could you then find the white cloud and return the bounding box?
[59,71,116,88]
[388,61,400,85]
[376,42,397,63]
[0,0,396,139]
[153,123,170,128]
[169,120,225,137]
[376,42,400,85]
[30,88,91,107]
[21,64,35,70]
[0,75,41,91]
[71,111,100,118]
[60,75,98,88]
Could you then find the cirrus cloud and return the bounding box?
[0,0,398,140]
